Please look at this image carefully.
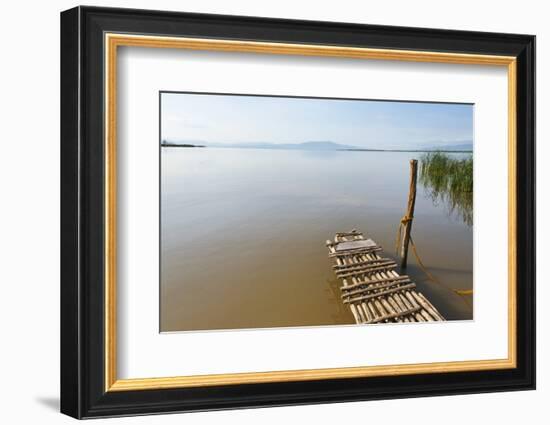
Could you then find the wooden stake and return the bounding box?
[400,159,418,268]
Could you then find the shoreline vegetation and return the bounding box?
[420,152,473,226]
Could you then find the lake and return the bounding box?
[160,147,473,332]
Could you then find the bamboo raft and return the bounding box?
[326,230,445,324]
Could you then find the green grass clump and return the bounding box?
[420,152,473,226]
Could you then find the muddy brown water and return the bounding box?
[160,148,473,332]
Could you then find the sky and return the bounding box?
[161,92,473,150]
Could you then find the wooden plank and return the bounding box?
[398,292,414,310]
[333,257,394,269]
[336,263,398,279]
[404,291,423,312]
[335,260,396,275]
[373,299,388,320]
[344,283,417,304]
[335,239,377,251]
[387,296,403,315]
[412,292,445,321]
[381,298,399,321]
[335,258,395,270]
[367,301,379,321]
[414,313,426,322]
[341,279,415,298]
[335,230,362,237]
[340,274,410,291]
[370,306,422,324]
[360,303,372,322]
[355,301,367,323]
[420,309,434,322]
[328,246,382,258]
[391,294,408,313]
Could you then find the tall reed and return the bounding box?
[419,152,473,226]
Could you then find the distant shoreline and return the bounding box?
[338,148,473,153]
[161,144,472,153]
[162,144,206,148]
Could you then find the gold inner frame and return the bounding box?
[104,33,517,392]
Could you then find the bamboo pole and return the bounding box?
[400,159,418,268]
[343,283,417,304]
[341,279,414,299]
[333,257,393,269]
[336,262,397,278]
[340,274,410,291]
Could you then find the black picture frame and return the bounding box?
[61,5,535,419]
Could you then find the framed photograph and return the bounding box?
[60,6,535,419]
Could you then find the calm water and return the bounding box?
[161,148,473,332]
